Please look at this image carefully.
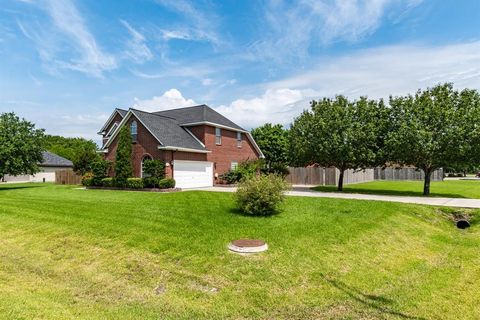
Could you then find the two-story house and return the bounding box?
[97,105,263,188]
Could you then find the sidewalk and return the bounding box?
[192,186,480,209]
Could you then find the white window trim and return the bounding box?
[237,132,242,148]
[215,127,221,145]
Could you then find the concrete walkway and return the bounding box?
[192,186,480,209]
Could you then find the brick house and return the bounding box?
[97,105,263,188]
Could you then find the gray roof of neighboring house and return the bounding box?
[131,109,206,151]
[41,151,73,167]
[154,104,245,131]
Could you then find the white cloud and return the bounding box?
[132,88,197,112]
[253,0,423,61]
[120,20,153,64]
[216,88,318,129]
[155,0,219,44]
[268,41,480,99]
[16,0,116,77]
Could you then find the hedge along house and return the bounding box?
[1,151,73,183]
[97,105,264,189]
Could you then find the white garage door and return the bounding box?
[173,160,213,189]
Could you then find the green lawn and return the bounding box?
[1,183,480,319]
[312,179,480,198]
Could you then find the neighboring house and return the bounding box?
[98,105,264,188]
[2,151,73,183]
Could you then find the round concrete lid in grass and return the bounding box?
[228,239,268,254]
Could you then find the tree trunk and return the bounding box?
[338,168,345,191]
[423,168,432,196]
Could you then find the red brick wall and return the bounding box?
[189,125,260,177]
[104,114,163,177]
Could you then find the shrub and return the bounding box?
[158,178,175,189]
[126,178,144,189]
[220,159,262,184]
[234,174,290,216]
[219,170,242,184]
[91,159,111,186]
[115,126,133,187]
[101,177,114,187]
[143,159,165,179]
[143,176,159,188]
[81,172,94,186]
[261,163,290,176]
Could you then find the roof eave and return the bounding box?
[157,146,211,154]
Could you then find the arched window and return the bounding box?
[131,121,138,142]
[141,155,152,178]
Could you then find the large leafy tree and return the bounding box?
[44,135,99,174]
[0,112,45,180]
[385,83,480,195]
[290,96,387,191]
[251,123,289,169]
[114,125,133,186]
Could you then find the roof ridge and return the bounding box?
[130,108,178,121]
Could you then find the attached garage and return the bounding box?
[173,160,213,189]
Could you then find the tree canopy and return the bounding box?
[0,112,45,180]
[251,123,289,170]
[385,83,480,195]
[289,96,388,191]
[44,135,99,175]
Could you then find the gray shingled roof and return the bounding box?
[154,105,245,131]
[131,109,206,151]
[41,151,73,167]
[117,108,128,117]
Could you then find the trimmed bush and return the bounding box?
[143,159,165,179]
[219,170,242,184]
[81,172,94,186]
[234,174,289,216]
[143,177,159,188]
[101,177,114,187]
[91,159,111,186]
[158,178,175,189]
[126,178,144,189]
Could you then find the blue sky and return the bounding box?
[1,0,480,141]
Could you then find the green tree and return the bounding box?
[0,112,45,180]
[385,83,480,195]
[114,125,133,187]
[251,123,289,169]
[290,96,387,191]
[44,135,99,174]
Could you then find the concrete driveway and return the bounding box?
[192,185,480,209]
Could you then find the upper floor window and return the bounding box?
[131,121,138,142]
[237,132,242,148]
[215,127,221,145]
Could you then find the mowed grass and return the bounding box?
[1,184,480,319]
[312,179,480,198]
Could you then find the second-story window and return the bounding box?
[131,120,138,142]
[215,127,221,145]
[237,132,242,148]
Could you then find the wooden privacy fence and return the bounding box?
[374,167,443,182]
[287,167,444,186]
[286,167,374,186]
[55,169,82,185]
